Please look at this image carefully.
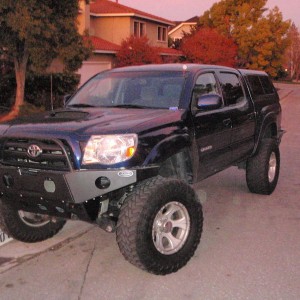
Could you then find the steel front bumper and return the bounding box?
[0,165,158,221]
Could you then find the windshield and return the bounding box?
[67,71,186,109]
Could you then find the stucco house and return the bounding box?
[77,0,182,85]
[168,16,199,47]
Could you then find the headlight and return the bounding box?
[82,134,138,165]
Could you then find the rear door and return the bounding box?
[216,71,256,162]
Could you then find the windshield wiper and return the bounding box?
[113,104,153,109]
[68,103,96,108]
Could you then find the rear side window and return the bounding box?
[247,75,275,97]
[218,72,245,106]
[260,76,275,94]
[247,75,265,96]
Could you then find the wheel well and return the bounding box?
[158,149,193,184]
[263,123,277,139]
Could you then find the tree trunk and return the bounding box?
[0,53,28,122]
[13,54,28,115]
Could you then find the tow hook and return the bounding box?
[96,215,116,233]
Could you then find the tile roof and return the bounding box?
[86,36,121,52]
[87,36,182,56]
[90,0,174,25]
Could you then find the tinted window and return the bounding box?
[218,72,245,106]
[247,75,265,97]
[247,74,275,97]
[260,76,275,94]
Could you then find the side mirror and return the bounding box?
[197,94,222,111]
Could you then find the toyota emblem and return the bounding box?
[27,144,43,158]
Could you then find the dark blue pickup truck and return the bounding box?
[0,64,284,274]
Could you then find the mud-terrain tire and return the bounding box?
[246,138,280,195]
[0,200,66,243]
[116,176,203,275]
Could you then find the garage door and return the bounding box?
[77,61,111,86]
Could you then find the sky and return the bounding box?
[119,0,300,28]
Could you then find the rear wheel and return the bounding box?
[246,138,280,195]
[0,200,66,243]
[116,176,203,275]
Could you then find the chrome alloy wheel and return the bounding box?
[18,211,51,227]
[152,201,190,255]
[268,152,277,183]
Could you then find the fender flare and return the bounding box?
[252,112,278,156]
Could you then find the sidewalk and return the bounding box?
[275,82,299,101]
[0,221,93,274]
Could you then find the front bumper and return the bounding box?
[0,165,158,221]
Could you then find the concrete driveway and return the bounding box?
[0,83,299,300]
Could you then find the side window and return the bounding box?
[247,75,265,97]
[247,75,275,98]
[192,73,219,105]
[218,72,245,106]
[259,76,275,94]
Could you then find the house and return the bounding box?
[168,16,199,47]
[77,0,182,85]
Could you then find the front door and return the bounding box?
[192,72,233,180]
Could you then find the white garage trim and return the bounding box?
[77,61,111,86]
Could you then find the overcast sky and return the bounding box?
[119,0,299,27]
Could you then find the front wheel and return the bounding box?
[0,200,66,243]
[246,138,280,195]
[116,176,203,275]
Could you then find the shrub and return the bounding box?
[0,72,80,112]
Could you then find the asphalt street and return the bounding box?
[0,83,299,300]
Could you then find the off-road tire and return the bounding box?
[246,138,280,195]
[0,200,66,243]
[116,176,203,275]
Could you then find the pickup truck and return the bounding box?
[0,64,284,275]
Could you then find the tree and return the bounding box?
[199,0,290,76]
[0,0,91,120]
[284,23,300,81]
[181,28,237,67]
[116,36,162,67]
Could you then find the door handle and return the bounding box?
[223,118,232,127]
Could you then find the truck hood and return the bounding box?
[0,108,186,138]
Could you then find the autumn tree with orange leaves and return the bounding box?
[116,36,162,67]
[181,28,237,67]
[199,0,290,77]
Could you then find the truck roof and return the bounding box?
[109,63,237,74]
[238,68,268,76]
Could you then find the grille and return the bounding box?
[0,138,74,171]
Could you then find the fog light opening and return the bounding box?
[95,177,111,189]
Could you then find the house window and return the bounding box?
[134,21,146,37]
[158,26,167,41]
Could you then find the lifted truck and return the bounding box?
[0,64,284,275]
